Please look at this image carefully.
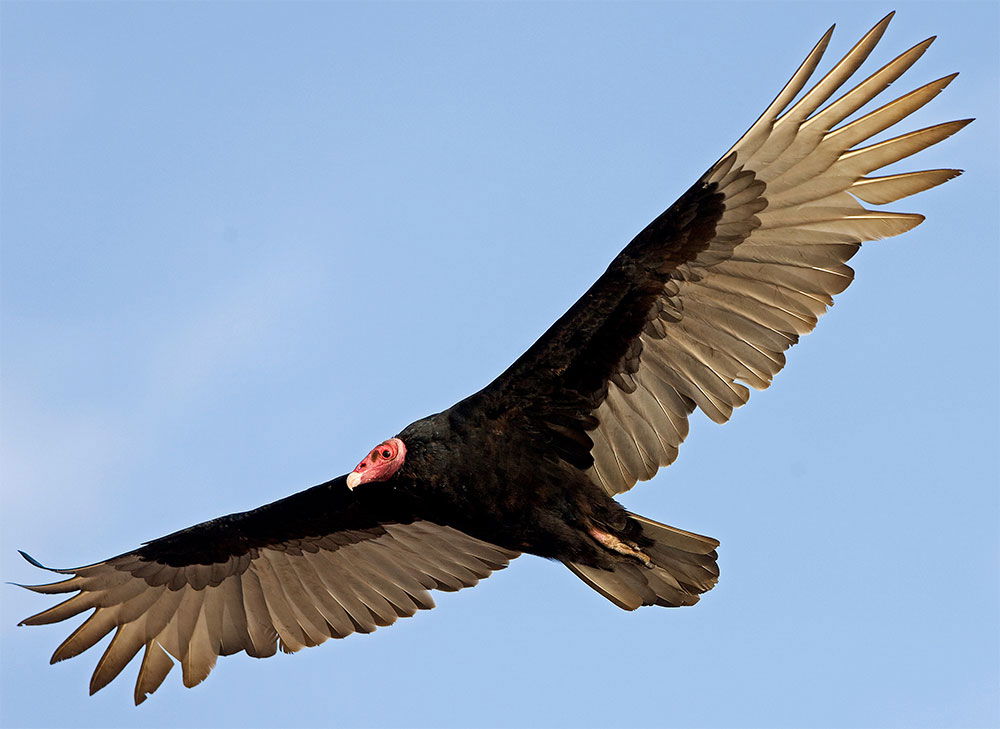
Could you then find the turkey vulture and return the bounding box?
[17,13,968,704]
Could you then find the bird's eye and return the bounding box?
[381,449,392,458]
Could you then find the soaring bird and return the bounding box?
[17,13,968,704]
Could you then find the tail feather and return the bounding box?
[565,513,719,611]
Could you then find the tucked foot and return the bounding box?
[589,528,653,568]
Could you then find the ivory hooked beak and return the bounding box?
[346,472,362,490]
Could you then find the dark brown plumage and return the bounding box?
[17,13,968,704]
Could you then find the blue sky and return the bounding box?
[2,2,997,728]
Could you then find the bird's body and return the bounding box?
[17,13,969,704]
[399,407,641,567]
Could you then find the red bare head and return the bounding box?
[346,438,406,490]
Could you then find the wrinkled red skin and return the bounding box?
[350,437,407,486]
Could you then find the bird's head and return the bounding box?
[346,437,407,490]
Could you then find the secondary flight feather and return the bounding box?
[17,13,969,704]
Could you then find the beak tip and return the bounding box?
[346,473,361,490]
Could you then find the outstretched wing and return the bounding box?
[17,477,517,704]
[471,13,969,495]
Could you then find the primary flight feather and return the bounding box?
[18,13,969,704]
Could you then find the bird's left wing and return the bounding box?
[471,14,968,495]
[17,477,517,704]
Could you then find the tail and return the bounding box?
[564,513,719,610]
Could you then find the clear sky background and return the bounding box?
[2,3,997,728]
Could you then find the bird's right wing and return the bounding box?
[17,477,517,704]
[472,13,968,495]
